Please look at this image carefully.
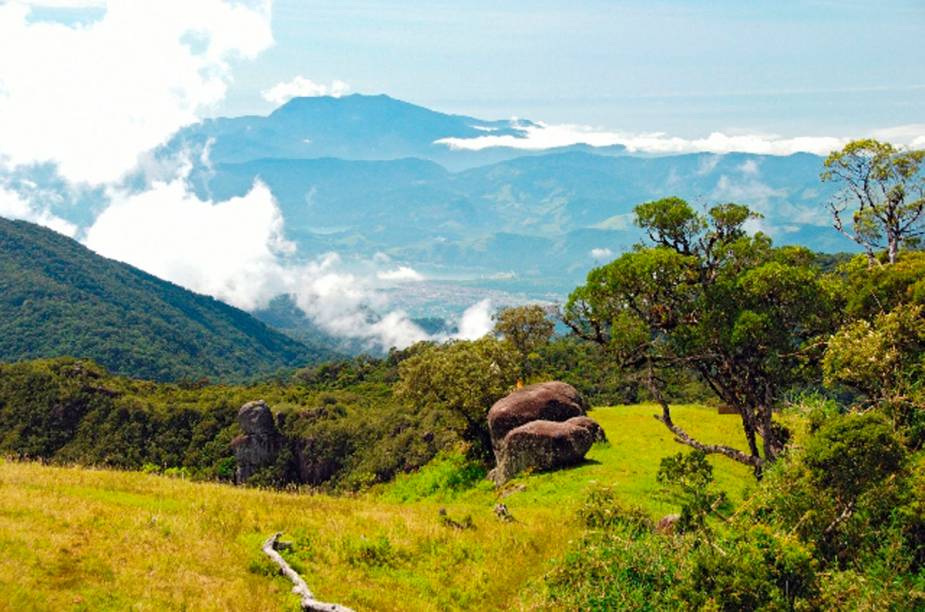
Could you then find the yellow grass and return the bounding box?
[0,403,761,611]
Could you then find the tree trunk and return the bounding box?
[261,533,353,612]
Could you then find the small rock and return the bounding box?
[494,503,514,522]
[656,513,681,535]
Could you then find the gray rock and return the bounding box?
[489,419,594,484]
[233,400,281,484]
[656,513,681,535]
[487,381,588,457]
[566,415,608,443]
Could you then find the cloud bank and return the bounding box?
[0,1,493,352]
[261,76,350,105]
[0,0,273,185]
[437,122,925,157]
[83,171,489,350]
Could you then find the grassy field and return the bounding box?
[0,404,756,611]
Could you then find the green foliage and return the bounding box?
[0,217,321,382]
[545,530,687,611]
[0,357,467,492]
[576,487,652,534]
[824,304,925,400]
[383,451,487,502]
[803,412,906,503]
[565,197,840,470]
[657,450,728,533]
[838,251,925,319]
[395,337,519,458]
[545,407,924,611]
[343,535,405,568]
[824,252,925,449]
[492,305,555,378]
[685,525,818,611]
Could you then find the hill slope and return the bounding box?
[0,218,332,381]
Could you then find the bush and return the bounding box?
[657,450,728,533]
[576,487,652,534]
[685,525,818,611]
[544,525,687,610]
[803,412,906,502]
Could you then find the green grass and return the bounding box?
[0,403,762,611]
[385,404,756,517]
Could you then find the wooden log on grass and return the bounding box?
[261,532,354,612]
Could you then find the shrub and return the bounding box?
[803,412,906,502]
[685,525,818,611]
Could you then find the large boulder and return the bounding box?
[487,381,589,455]
[232,400,281,484]
[489,419,594,484]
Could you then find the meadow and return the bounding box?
[0,404,751,611]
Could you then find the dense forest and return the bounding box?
[0,217,338,381]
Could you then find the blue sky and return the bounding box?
[2,0,921,183]
[216,0,925,136]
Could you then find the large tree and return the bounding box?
[395,337,519,459]
[821,139,925,265]
[564,198,839,476]
[493,304,555,379]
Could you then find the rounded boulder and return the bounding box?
[487,382,588,453]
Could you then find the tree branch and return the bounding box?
[645,363,763,472]
[262,533,354,612]
[653,412,763,471]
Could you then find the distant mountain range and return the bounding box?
[2,94,853,358]
[158,94,848,296]
[0,218,337,381]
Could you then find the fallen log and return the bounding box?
[261,532,354,612]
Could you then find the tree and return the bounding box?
[492,305,555,379]
[564,197,839,476]
[821,139,925,265]
[395,337,519,459]
[822,251,925,449]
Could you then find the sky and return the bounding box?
[218,0,925,138]
[0,0,923,349]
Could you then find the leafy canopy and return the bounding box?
[565,197,840,474]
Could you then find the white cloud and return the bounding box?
[455,299,493,341]
[0,185,77,236]
[710,174,830,236]
[261,76,350,105]
[590,247,613,260]
[85,178,292,311]
[738,159,760,176]
[437,122,925,157]
[81,173,467,351]
[696,155,721,175]
[377,266,425,282]
[0,0,273,185]
[15,1,107,7]
[870,124,925,148]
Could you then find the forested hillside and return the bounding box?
[0,218,335,381]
